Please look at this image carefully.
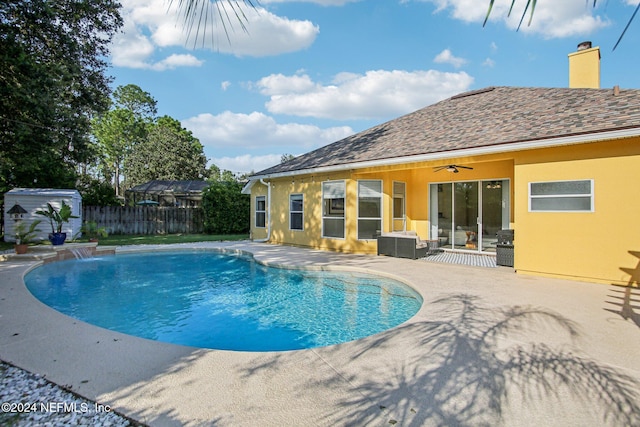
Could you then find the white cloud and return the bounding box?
[255,73,318,95]
[209,154,283,175]
[110,19,156,68]
[151,54,203,71]
[434,49,467,68]
[256,69,474,120]
[482,58,495,67]
[221,81,231,91]
[184,111,353,173]
[111,0,319,69]
[421,0,610,39]
[262,0,359,5]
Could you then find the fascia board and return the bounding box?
[248,127,640,181]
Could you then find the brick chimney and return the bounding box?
[568,41,600,89]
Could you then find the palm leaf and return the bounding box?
[613,1,640,51]
[168,0,258,48]
[483,0,496,27]
[484,0,637,50]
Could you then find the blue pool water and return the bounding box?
[24,250,422,351]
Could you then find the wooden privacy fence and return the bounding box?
[83,206,204,235]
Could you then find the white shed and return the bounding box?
[4,188,82,243]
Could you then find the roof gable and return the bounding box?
[253,86,640,177]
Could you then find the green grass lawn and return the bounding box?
[96,233,249,246]
[0,233,249,251]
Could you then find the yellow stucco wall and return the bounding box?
[249,139,640,285]
[568,46,600,89]
[250,184,269,241]
[250,157,515,255]
[253,172,378,253]
[513,138,640,285]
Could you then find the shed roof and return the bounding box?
[127,180,209,195]
[251,86,640,178]
[5,188,81,198]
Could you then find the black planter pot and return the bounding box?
[49,232,67,246]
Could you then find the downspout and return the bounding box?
[254,178,271,242]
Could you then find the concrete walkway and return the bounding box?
[1,241,639,426]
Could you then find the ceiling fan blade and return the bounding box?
[434,164,473,172]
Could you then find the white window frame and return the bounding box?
[393,181,406,220]
[255,195,266,228]
[322,180,345,239]
[528,179,594,212]
[289,193,304,231]
[357,180,383,240]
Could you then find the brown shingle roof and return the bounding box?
[127,180,209,195]
[253,86,640,177]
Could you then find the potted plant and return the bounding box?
[36,201,78,246]
[14,220,42,254]
[81,220,108,242]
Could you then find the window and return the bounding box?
[393,182,405,220]
[529,180,593,212]
[393,181,406,231]
[255,196,266,227]
[290,194,303,230]
[322,181,345,238]
[358,180,382,240]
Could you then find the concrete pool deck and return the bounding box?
[1,241,639,426]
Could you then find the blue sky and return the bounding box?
[108,0,640,174]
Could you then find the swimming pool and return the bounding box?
[24,250,422,351]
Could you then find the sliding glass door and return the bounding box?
[430,180,509,252]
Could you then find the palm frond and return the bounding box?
[613,1,640,51]
[168,0,258,48]
[482,0,496,27]
[517,0,536,30]
[485,0,637,50]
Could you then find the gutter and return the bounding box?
[253,178,271,243]
[247,126,640,181]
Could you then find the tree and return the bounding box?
[92,108,139,197]
[77,175,121,206]
[126,116,208,187]
[207,164,221,180]
[92,84,158,195]
[113,84,158,120]
[202,179,250,234]
[0,0,122,194]
[281,154,295,163]
[207,164,240,182]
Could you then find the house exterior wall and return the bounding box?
[513,138,640,285]
[249,157,515,255]
[250,184,269,241]
[248,138,640,285]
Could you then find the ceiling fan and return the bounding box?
[433,165,474,173]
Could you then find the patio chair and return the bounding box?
[377,231,432,260]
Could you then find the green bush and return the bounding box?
[202,180,249,234]
[77,176,121,206]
